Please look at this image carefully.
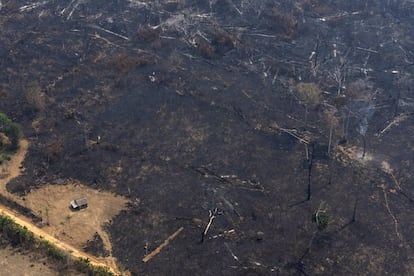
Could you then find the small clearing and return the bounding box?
[22,183,128,253]
[0,139,129,274]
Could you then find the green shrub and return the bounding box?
[0,153,11,164]
[0,112,22,151]
[312,211,331,230]
[0,215,35,246]
[74,257,114,276]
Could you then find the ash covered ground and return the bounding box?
[1,0,414,274]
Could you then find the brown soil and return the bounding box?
[22,183,128,269]
[0,139,129,275]
[0,246,60,276]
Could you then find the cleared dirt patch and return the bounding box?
[22,183,128,250]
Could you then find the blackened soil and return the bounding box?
[84,232,109,258]
[1,0,414,275]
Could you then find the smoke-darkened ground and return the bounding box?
[1,0,414,274]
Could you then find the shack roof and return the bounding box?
[75,197,88,206]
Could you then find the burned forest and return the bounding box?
[1,0,414,275]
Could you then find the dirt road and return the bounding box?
[0,140,120,275]
[0,206,119,274]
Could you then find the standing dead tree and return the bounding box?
[323,106,339,155]
[306,143,315,201]
[295,82,322,128]
[351,199,358,223]
[313,201,331,230]
[330,46,352,96]
[331,64,347,95]
[309,37,320,77]
[296,201,332,274]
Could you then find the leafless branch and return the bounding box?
[201,208,222,242]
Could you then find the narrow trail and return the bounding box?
[0,140,120,275]
[95,214,119,272]
[0,139,28,193]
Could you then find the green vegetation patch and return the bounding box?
[0,112,22,152]
[0,215,35,246]
[74,257,114,276]
[0,214,113,275]
[0,153,11,164]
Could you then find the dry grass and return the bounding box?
[0,246,60,276]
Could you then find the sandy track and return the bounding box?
[0,140,121,275]
[0,139,28,193]
[0,206,118,274]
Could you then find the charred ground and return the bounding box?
[1,0,414,274]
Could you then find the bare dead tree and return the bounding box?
[306,143,315,201]
[297,201,331,272]
[331,48,351,95]
[351,199,358,223]
[309,37,320,77]
[200,208,222,243]
[324,106,339,155]
[332,64,347,95]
